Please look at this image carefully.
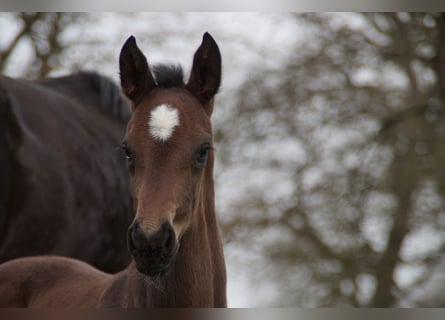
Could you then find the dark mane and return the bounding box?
[38,71,131,123]
[151,64,184,88]
[83,71,131,123]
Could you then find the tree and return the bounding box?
[219,12,445,307]
[0,13,82,78]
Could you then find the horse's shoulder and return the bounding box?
[0,256,111,307]
[0,256,108,281]
[37,256,109,277]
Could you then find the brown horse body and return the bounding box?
[0,33,227,308]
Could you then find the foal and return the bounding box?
[0,33,227,308]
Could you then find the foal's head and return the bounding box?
[119,33,221,276]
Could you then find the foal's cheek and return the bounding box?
[130,177,145,211]
[132,195,139,213]
[172,208,192,239]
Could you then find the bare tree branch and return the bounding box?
[0,13,43,72]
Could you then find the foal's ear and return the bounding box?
[186,33,221,113]
[119,36,156,107]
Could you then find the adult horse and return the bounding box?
[0,71,133,273]
[0,32,227,307]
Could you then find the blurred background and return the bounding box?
[1,12,445,307]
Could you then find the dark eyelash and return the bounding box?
[121,142,133,160]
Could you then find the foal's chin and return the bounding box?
[132,243,179,277]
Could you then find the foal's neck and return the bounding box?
[126,164,226,307]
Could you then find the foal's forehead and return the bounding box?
[148,104,179,142]
[130,89,210,143]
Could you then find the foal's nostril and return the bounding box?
[127,221,149,251]
[160,222,175,251]
[127,221,176,253]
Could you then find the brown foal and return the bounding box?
[0,32,227,308]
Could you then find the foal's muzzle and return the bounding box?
[127,221,178,276]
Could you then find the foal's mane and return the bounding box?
[151,63,184,88]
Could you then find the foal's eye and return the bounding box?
[121,143,134,167]
[195,143,212,168]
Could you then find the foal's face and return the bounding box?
[123,90,212,274]
[119,33,221,276]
